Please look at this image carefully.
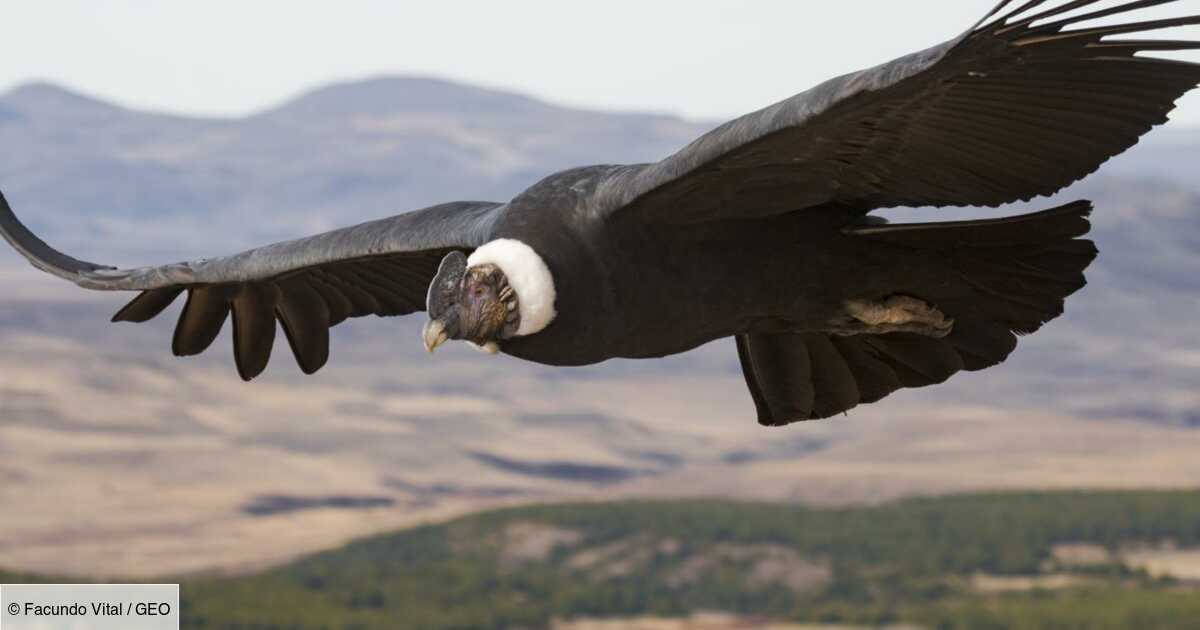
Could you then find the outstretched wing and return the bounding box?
[0,191,504,379]
[592,0,1200,223]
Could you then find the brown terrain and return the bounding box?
[3,286,1200,577]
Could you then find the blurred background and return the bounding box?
[2,1,1200,628]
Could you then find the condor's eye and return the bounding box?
[473,287,487,298]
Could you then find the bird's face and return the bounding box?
[423,251,520,353]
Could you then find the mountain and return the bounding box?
[262,76,560,118]
[0,77,706,263]
[1,79,1199,578]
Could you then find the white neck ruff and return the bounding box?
[467,239,557,337]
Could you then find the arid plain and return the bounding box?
[4,289,1200,577]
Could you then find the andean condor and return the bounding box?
[3,0,1200,425]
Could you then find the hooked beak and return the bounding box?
[422,319,449,353]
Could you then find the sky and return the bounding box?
[2,1,1200,124]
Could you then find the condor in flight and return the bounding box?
[3,0,1199,425]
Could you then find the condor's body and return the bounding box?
[494,167,878,366]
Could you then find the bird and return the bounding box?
[3,0,1199,426]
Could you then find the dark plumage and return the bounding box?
[2,0,1197,425]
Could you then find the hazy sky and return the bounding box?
[3,1,1200,124]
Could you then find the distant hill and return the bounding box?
[0,78,707,264]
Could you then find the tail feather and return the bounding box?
[852,200,1097,336]
[849,200,1093,245]
[741,200,1097,425]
